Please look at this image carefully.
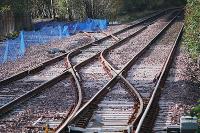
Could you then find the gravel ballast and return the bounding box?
[0,24,128,80]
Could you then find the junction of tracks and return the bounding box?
[0,8,194,133]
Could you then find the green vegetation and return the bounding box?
[0,4,11,13]
[2,0,34,14]
[6,31,19,39]
[118,0,186,23]
[184,0,200,59]
[191,104,200,119]
[0,0,187,37]
[0,0,186,21]
[191,100,200,123]
[117,10,156,23]
[122,0,186,12]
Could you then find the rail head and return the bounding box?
[119,76,144,128]
[0,53,68,85]
[56,67,83,133]
[56,75,119,133]
[100,26,147,74]
[0,8,171,87]
[55,8,183,133]
[120,10,183,76]
[0,71,72,116]
[135,24,184,133]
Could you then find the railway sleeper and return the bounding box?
[75,114,94,128]
[67,106,96,129]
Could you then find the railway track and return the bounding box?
[0,8,183,133]
[135,16,184,133]
[128,18,184,133]
[1,8,173,132]
[74,55,111,104]
[103,11,179,70]
[0,73,77,132]
[152,16,192,132]
[0,59,68,107]
[70,11,174,105]
[0,15,145,109]
[69,79,139,133]
[0,8,168,108]
[125,15,184,105]
[67,10,168,68]
[58,10,184,133]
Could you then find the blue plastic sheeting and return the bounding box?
[19,31,25,57]
[76,19,108,32]
[0,18,108,64]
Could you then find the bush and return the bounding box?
[0,4,11,13]
[191,100,200,121]
[122,0,186,12]
[184,0,200,59]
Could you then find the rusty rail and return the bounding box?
[135,24,184,133]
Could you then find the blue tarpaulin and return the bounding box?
[0,18,108,64]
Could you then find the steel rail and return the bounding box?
[135,24,184,133]
[0,70,71,116]
[0,51,101,115]
[0,13,158,126]
[55,26,148,133]
[119,76,143,128]
[118,11,183,132]
[0,53,68,86]
[0,10,163,117]
[100,26,147,74]
[0,8,180,132]
[100,10,182,131]
[0,8,167,86]
[114,11,181,76]
[100,10,182,74]
[65,8,173,69]
[0,24,146,130]
[55,67,83,131]
[61,10,182,133]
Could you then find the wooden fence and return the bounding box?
[0,11,15,36]
[0,11,32,37]
[15,12,32,31]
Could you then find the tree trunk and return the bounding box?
[84,0,94,18]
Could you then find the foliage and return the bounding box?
[54,0,68,19]
[6,31,19,39]
[191,100,200,120]
[0,4,11,13]
[190,101,200,133]
[91,0,123,20]
[30,0,53,18]
[117,10,156,23]
[0,0,186,21]
[190,100,200,127]
[67,0,87,20]
[122,0,186,12]
[184,0,200,59]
